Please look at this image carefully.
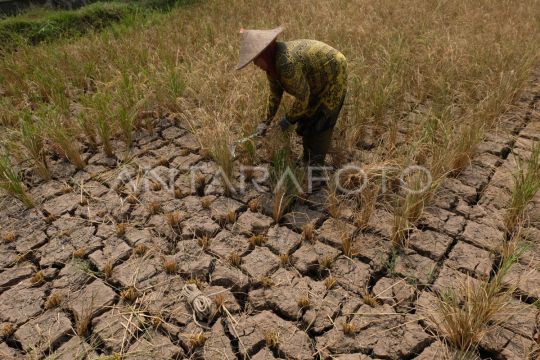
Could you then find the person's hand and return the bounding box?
[255,122,268,136]
[278,115,291,131]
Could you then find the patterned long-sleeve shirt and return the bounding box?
[265,39,348,124]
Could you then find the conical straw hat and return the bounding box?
[236,26,283,70]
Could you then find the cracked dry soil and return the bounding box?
[1,69,540,359]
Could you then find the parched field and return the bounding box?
[1,70,540,360]
[1,0,540,359]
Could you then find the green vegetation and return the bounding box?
[434,222,525,358]
[505,141,540,235]
[0,2,134,53]
[0,0,193,54]
[268,131,303,221]
[0,150,34,207]
[19,111,50,180]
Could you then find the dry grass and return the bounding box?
[324,276,337,290]
[260,276,274,288]
[157,156,169,167]
[200,195,212,209]
[186,277,204,288]
[208,123,235,194]
[434,282,510,354]
[504,141,540,235]
[197,235,211,250]
[212,293,226,313]
[0,323,14,338]
[150,180,162,191]
[30,270,45,285]
[318,255,334,270]
[279,253,290,267]
[186,332,207,349]
[390,205,411,248]
[0,152,34,208]
[342,235,355,257]
[390,169,434,247]
[353,183,380,229]
[195,174,206,196]
[326,178,341,218]
[0,0,535,201]
[162,256,177,274]
[268,140,303,222]
[44,213,59,224]
[134,243,148,256]
[120,286,140,303]
[301,223,314,242]
[75,305,92,337]
[264,330,279,349]
[1,231,16,243]
[297,295,310,309]
[339,167,365,191]
[272,188,289,222]
[150,316,164,330]
[44,113,86,170]
[15,251,31,264]
[225,210,237,224]
[72,247,86,259]
[249,234,266,248]
[433,241,520,355]
[165,211,182,227]
[126,193,138,204]
[92,95,114,157]
[147,201,161,215]
[248,198,260,212]
[45,291,63,309]
[19,113,50,180]
[362,291,380,308]
[341,321,358,336]
[228,251,242,267]
[115,223,126,237]
[102,260,114,279]
[174,187,183,199]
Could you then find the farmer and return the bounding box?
[236,26,348,167]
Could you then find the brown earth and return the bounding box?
[1,70,540,359]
